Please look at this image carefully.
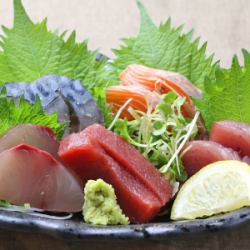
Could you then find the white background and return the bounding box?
[1,0,249,67]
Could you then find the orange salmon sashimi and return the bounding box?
[120,64,202,101]
[106,85,160,120]
[119,64,206,134]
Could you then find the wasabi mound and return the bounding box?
[83,179,129,225]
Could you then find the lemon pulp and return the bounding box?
[171,160,250,220]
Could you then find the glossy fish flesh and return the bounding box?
[210,120,250,157]
[181,140,241,176]
[4,75,104,133]
[0,144,83,212]
[0,124,60,160]
[59,124,173,223]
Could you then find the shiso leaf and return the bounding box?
[0,89,66,139]
[0,0,111,98]
[195,50,250,130]
[110,0,217,89]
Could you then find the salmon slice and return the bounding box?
[120,64,202,100]
[106,85,160,120]
[0,124,59,159]
[210,120,250,157]
[181,141,241,176]
[107,64,206,135]
[119,64,205,129]
[59,124,172,223]
[0,144,83,212]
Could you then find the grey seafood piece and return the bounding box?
[4,75,104,134]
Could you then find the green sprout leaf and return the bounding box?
[111,93,198,182]
[0,200,11,208]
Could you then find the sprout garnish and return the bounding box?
[110,92,199,182]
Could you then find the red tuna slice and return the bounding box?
[60,134,160,222]
[242,156,250,165]
[0,144,83,212]
[210,120,250,157]
[181,141,241,176]
[59,126,172,223]
[83,124,172,205]
[0,124,59,159]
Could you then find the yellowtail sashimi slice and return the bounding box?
[0,144,83,212]
[0,124,59,160]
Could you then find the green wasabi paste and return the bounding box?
[82,179,129,225]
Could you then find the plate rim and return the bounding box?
[0,207,249,241]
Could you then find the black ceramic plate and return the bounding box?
[0,207,250,241]
[1,55,250,249]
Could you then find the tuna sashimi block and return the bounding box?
[181,141,241,176]
[83,124,171,204]
[59,124,172,223]
[210,120,250,157]
[0,144,83,212]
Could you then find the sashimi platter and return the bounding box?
[0,0,250,242]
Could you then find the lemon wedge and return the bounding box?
[171,160,250,220]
